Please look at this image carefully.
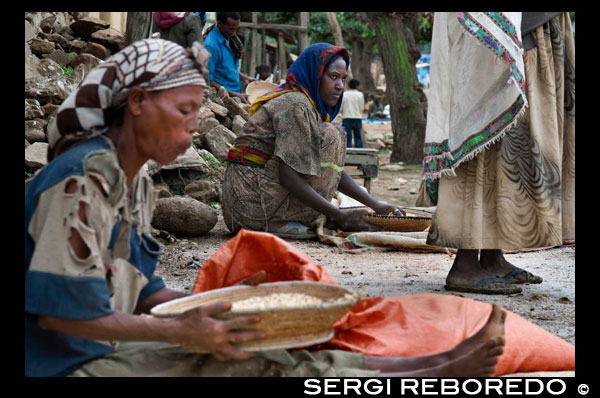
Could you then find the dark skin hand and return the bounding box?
[279,163,403,232]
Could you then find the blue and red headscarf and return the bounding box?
[248,43,350,122]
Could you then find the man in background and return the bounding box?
[203,12,255,103]
[340,78,365,148]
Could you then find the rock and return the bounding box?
[151,196,218,236]
[409,187,418,194]
[198,117,220,134]
[26,139,30,148]
[395,177,408,184]
[83,41,111,59]
[38,32,70,49]
[25,55,42,81]
[184,179,221,204]
[205,98,229,119]
[218,86,249,121]
[42,50,72,67]
[232,115,247,136]
[197,105,215,121]
[39,15,56,33]
[90,28,126,53]
[67,64,89,86]
[30,38,55,56]
[66,39,87,53]
[25,142,49,172]
[25,99,44,120]
[41,103,61,117]
[25,20,37,43]
[154,183,173,199]
[203,125,236,161]
[36,58,65,79]
[25,79,71,105]
[25,119,47,143]
[240,103,251,113]
[69,17,110,40]
[69,53,101,71]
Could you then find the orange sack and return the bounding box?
[192,229,575,376]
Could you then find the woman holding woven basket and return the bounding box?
[222,43,404,240]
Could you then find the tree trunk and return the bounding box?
[125,12,153,45]
[297,12,310,55]
[366,12,427,164]
[348,37,376,92]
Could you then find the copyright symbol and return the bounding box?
[578,384,589,395]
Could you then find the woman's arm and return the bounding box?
[338,171,405,215]
[279,163,377,231]
[37,301,265,361]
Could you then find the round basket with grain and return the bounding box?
[150,281,360,352]
[362,208,432,232]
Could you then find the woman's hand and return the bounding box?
[330,207,380,232]
[370,201,406,216]
[174,301,266,361]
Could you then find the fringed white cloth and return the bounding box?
[422,12,527,180]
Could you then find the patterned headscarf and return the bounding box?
[46,38,210,161]
[248,43,349,122]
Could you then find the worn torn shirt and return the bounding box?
[25,135,165,377]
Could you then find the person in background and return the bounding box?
[203,12,255,103]
[367,96,386,120]
[153,12,205,47]
[340,78,365,148]
[255,64,274,83]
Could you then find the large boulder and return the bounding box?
[151,196,218,236]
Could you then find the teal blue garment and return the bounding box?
[204,26,241,92]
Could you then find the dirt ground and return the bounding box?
[154,123,575,347]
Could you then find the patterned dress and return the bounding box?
[423,13,575,249]
[222,91,347,234]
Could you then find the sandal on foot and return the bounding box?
[271,222,317,240]
[445,277,522,295]
[502,269,543,284]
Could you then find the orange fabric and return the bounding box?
[191,229,575,376]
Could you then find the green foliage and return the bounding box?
[59,63,74,77]
[25,171,32,179]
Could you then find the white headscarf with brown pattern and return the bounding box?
[47,38,211,160]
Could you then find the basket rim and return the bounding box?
[363,213,432,221]
[150,281,359,317]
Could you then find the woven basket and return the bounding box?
[150,281,359,352]
[362,208,432,232]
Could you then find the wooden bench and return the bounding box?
[344,148,379,193]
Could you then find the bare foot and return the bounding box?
[364,304,506,374]
[376,337,505,377]
[439,336,505,377]
[450,304,506,358]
